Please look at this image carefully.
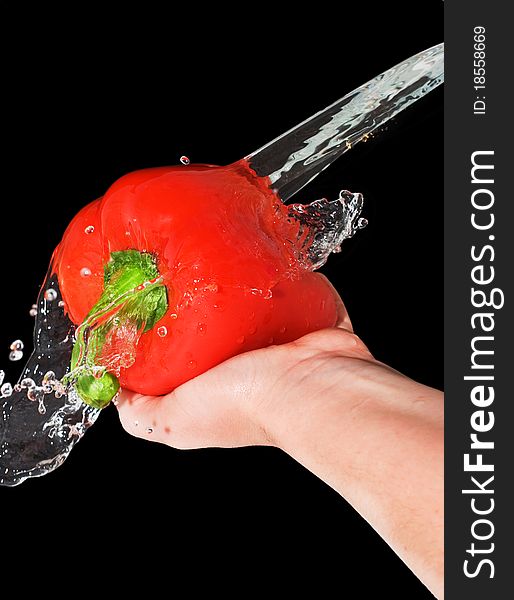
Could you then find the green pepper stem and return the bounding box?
[70,250,168,409]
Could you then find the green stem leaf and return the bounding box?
[70,250,168,408]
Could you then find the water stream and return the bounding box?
[0,271,100,486]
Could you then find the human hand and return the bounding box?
[116,273,443,598]
[116,273,373,449]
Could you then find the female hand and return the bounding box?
[116,273,444,598]
[116,273,364,449]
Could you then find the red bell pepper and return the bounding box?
[53,161,340,408]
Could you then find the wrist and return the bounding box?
[253,333,443,492]
[250,328,378,449]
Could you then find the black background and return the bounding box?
[0,4,442,595]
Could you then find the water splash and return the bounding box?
[0,270,100,487]
[287,190,367,270]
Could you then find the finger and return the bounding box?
[116,389,193,448]
[116,386,231,450]
[313,273,353,331]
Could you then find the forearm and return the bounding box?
[262,356,444,598]
[117,326,444,596]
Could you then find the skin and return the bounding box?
[117,274,444,599]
